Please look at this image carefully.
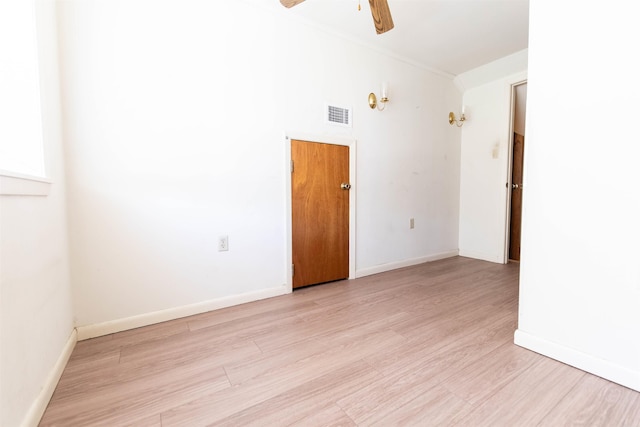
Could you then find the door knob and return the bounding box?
[512,183,520,189]
[341,183,352,190]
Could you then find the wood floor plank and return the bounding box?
[213,360,377,426]
[118,326,262,368]
[365,310,516,381]
[159,329,405,426]
[40,361,230,426]
[70,319,189,363]
[337,321,514,425]
[335,362,444,425]
[50,336,257,403]
[57,348,121,379]
[538,374,640,426]
[252,301,411,354]
[440,341,541,405]
[451,356,585,426]
[290,404,356,427]
[225,312,409,385]
[366,383,470,427]
[39,257,640,426]
[186,300,318,332]
[123,413,162,426]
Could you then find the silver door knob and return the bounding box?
[341,183,352,190]
[512,183,520,189]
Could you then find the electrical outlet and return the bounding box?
[218,235,229,251]
[410,218,415,229]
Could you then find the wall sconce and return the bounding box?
[449,106,466,127]
[368,82,389,111]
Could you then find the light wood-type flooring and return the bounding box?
[40,257,640,426]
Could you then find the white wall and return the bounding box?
[454,49,528,94]
[0,1,75,426]
[57,0,461,330]
[456,53,527,263]
[515,0,640,391]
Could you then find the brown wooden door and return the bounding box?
[509,132,525,261]
[291,139,349,289]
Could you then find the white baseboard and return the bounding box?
[514,329,640,392]
[21,329,77,427]
[356,251,459,278]
[458,249,504,264]
[76,285,290,341]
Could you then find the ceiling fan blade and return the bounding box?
[368,0,394,34]
[280,0,305,7]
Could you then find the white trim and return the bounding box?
[502,84,517,263]
[285,132,355,148]
[21,329,77,427]
[514,329,640,392]
[458,249,502,264]
[284,132,357,290]
[76,285,289,341]
[285,135,293,290]
[0,171,51,196]
[356,251,458,278]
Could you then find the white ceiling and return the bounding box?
[274,0,530,77]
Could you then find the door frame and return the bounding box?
[284,132,357,292]
[502,75,528,264]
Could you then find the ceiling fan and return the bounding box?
[280,0,394,35]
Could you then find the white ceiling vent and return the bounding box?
[325,104,352,127]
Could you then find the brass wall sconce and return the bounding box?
[449,107,466,127]
[369,82,389,111]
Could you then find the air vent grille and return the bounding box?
[326,104,352,127]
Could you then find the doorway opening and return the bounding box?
[506,82,527,263]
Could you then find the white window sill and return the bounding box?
[0,171,51,196]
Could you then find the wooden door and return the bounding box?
[291,140,349,289]
[509,132,525,261]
